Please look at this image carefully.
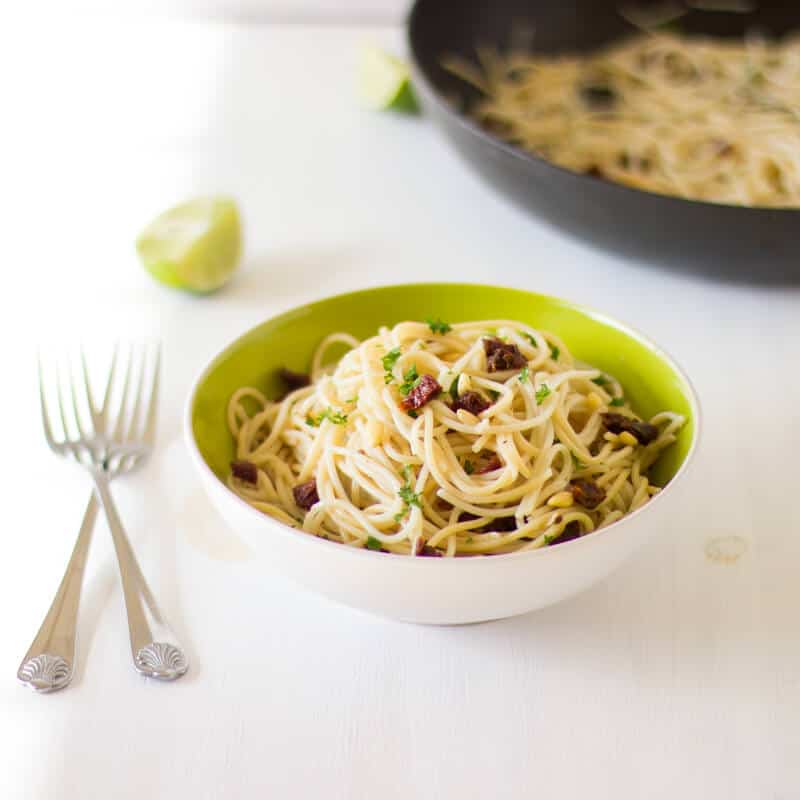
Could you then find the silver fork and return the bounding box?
[17,346,187,692]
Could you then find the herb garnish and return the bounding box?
[366,536,383,551]
[609,397,625,407]
[382,347,401,384]
[535,384,551,404]
[399,364,421,396]
[464,459,475,475]
[396,464,422,521]
[519,366,530,383]
[426,317,452,335]
[408,409,418,419]
[305,408,348,427]
[550,345,560,361]
[487,389,500,401]
[592,375,610,387]
[449,374,460,402]
[571,451,586,470]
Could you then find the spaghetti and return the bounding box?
[227,321,684,557]
[446,31,800,207]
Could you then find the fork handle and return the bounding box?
[17,495,99,692]
[91,472,188,681]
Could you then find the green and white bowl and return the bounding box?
[185,284,699,624]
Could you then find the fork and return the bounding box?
[17,346,187,692]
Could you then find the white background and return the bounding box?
[20,0,408,22]
[2,8,800,800]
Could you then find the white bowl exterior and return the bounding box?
[195,457,674,624]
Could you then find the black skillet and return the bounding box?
[407,0,800,283]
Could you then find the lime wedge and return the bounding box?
[136,196,242,293]
[358,46,418,112]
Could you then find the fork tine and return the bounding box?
[111,346,135,441]
[100,343,119,416]
[69,358,89,439]
[125,346,146,442]
[56,361,73,443]
[38,354,58,450]
[141,343,160,445]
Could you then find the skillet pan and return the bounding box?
[407,0,800,282]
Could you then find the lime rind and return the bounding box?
[359,46,419,113]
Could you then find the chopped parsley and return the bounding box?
[609,397,625,407]
[544,534,557,545]
[396,464,422,521]
[425,317,452,335]
[535,383,551,405]
[519,366,530,383]
[407,409,418,419]
[382,347,401,384]
[399,364,421,397]
[524,333,537,347]
[487,389,500,401]
[550,345,560,361]
[306,407,348,427]
[592,375,610,387]
[399,484,421,507]
[464,459,475,475]
[449,374,460,402]
[365,536,383,551]
[571,451,586,470]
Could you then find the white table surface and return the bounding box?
[2,15,800,800]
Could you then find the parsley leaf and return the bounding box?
[399,364,420,397]
[524,333,537,347]
[407,409,418,419]
[426,317,452,335]
[382,348,401,372]
[399,485,421,507]
[544,534,557,545]
[571,451,586,470]
[365,536,383,551]
[397,465,422,517]
[535,384,551,405]
[592,375,610,387]
[550,344,560,361]
[609,397,625,407]
[382,347,401,384]
[305,407,348,426]
[519,366,530,383]
[487,389,500,401]
[464,459,475,475]
[449,374,460,402]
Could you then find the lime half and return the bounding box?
[136,196,242,293]
[358,46,418,112]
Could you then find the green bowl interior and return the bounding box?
[191,284,696,488]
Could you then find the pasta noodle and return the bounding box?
[446,31,800,207]
[227,321,684,557]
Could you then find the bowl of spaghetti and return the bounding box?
[185,284,699,624]
[408,0,800,281]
